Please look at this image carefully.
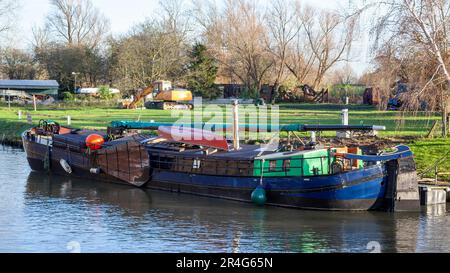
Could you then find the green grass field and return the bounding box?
[0,102,449,179]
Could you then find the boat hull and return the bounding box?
[22,129,419,212]
[147,164,387,211]
[22,133,137,186]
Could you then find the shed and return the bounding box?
[0,80,59,97]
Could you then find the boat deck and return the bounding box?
[146,143,269,160]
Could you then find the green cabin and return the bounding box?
[253,149,331,177]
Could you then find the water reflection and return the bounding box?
[26,172,153,217]
[2,146,449,253]
[23,171,423,253]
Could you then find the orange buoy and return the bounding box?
[86,134,105,150]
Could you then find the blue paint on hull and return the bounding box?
[285,178,385,200]
[149,164,387,210]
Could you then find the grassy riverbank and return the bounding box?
[1,103,449,179]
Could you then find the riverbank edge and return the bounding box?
[0,119,34,148]
[0,133,23,148]
[0,119,422,148]
[0,137,22,148]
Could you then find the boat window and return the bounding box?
[269,160,277,172]
[283,160,291,172]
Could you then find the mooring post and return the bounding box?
[232,100,240,150]
[18,110,22,120]
[27,113,32,125]
[337,109,350,139]
[67,115,71,126]
[310,131,317,144]
[33,94,37,112]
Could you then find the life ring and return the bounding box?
[60,159,72,174]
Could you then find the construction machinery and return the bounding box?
[123,80,193,110]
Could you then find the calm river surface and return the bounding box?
[1,146,450,253]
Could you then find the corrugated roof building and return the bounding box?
[0,80,59,96]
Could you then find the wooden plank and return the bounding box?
[96,140,150,187]
[426,120,438,138]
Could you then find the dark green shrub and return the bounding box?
[62,92,75,101]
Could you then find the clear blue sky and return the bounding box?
[11,0,371,74]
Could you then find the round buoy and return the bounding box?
[86,134,105,150]
[251,186,267,206]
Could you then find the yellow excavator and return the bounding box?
[124,80,193,110]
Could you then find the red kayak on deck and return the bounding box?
[158,126,229,151]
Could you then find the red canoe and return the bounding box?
[158,126,229,151]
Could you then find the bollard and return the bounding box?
[26,113,32,125]
[337,109,350,139]
[33,95,37,112]
[232,100,240,150]
[18,110,22,120]
[310,131,317,144]
[67,116,71,126]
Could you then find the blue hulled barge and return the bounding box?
[22,118,420,212]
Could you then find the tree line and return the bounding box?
[0,0,362,101]
[0,0,448,131]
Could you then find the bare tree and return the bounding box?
[0,0,17,35]
[192,0,228,82]
[333,63,358,85]
[47,0,110,48]
[34,43,107,90]
[196,0,273,97]
[371,0,450,136]
[31,26,51,50]
[109,4,191,93]
[285,17,317,88]
[1,48,37,79]
[159,0,192,39]
[109,24,177,92]
[303,7,359,89]
[265,0,302,103]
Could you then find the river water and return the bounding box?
[0,146,449,253]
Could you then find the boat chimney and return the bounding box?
[232,100,240,150]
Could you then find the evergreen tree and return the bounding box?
[187,43,220,99]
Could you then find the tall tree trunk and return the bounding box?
[443,91,448,138]
[270,81,280,104]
